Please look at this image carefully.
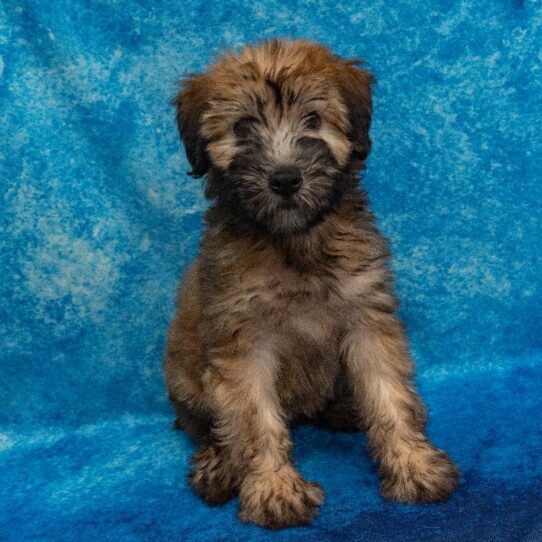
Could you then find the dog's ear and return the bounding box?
[173,74,211,178]
[335,61,374,162]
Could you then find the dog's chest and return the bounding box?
[250,260,338,333]
[216,234,384,418]
[261,288,338,417]
[247,253,365,326]
[242,258,352,418]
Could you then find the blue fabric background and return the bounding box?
[1,1,541,540]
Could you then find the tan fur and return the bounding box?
[165,39,459,529]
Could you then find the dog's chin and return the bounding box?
[267,208,310,235]
[259,203,329,236]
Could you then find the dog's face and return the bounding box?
[174,40,373,234]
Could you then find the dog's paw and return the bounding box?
[189,444,237,505]
[380,442,460,504]
[239,465,324,529]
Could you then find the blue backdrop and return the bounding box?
[1,1,541,540]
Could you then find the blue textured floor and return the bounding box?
[1,1,541,540]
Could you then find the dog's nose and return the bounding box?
[268,167,302,197]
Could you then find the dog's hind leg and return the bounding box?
[170,400,239,504]
[171,399,212,442]
[189,442,239,505]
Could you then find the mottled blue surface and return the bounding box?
[1,1,541,540]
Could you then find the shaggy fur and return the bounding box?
[164,39,459,529]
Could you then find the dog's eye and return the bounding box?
[304,112,321,131]
[233,116,257,138]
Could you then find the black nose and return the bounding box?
[268,167,302,197]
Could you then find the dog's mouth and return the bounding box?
[277,198,299,210]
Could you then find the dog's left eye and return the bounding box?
[233,116,257,138]
[304,112,321,131]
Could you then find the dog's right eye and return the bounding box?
[304,111,322,131]
[233,116,257,138]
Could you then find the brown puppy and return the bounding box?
[165,39,459,529]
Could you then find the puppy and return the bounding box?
[165,39,459,529]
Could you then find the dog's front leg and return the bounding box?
[208,344,324,528]
[343,307,460,503]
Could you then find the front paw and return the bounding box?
[239,465,324,529]
[380,442,460,504]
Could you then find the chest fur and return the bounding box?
[200,230,388,418]
[226,255,361,412]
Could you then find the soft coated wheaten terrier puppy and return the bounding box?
[165,39,459,529]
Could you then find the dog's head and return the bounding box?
[174,40,373,234]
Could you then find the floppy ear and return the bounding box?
[173,74,211,178]
[335,61,374,162]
